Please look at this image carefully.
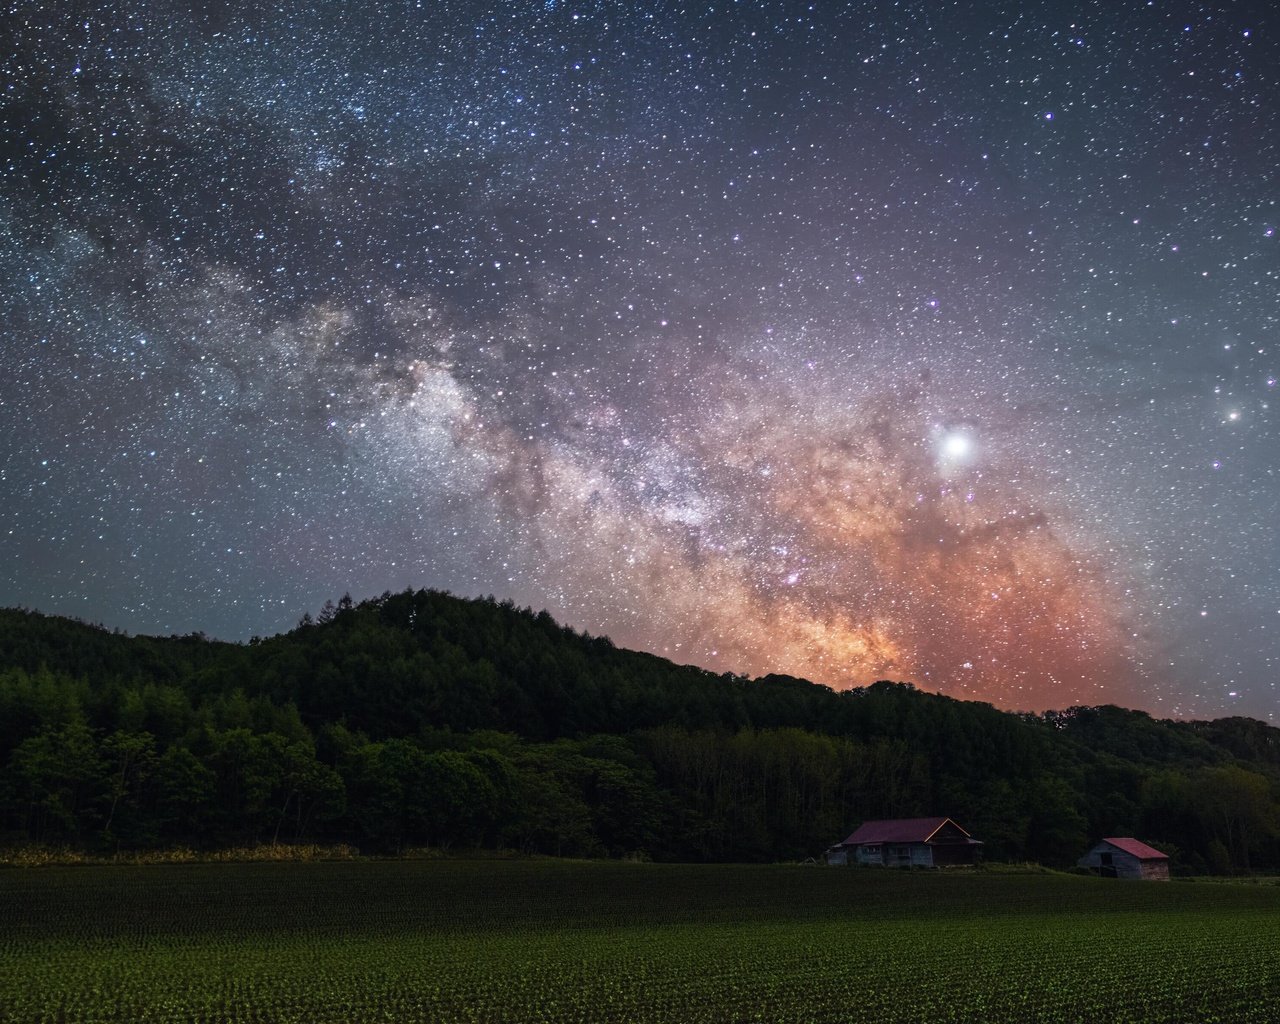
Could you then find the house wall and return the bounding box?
[855,843,933,867]
[885,844,915,867]
[1078,846,1111,872]
[931,842,978,867]
[825,847,848,867]
[1110,852,1145,879]
[910,844,934,867]
[855,844,884,866]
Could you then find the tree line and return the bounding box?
[0,590,1277,871]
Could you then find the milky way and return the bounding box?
[2,2,1277,716]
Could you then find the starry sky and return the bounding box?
[2,1,1277,718]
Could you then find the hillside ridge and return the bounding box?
[1,590,1277,871]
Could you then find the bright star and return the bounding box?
[942,433,973,460]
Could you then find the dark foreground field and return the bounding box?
[2,861,1279,1023]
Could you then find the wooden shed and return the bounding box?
[827,817,982,868]
[1077,837,1170,880]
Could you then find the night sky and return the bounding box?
[3,2,1277,718]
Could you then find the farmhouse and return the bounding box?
[826,817,982,868]
[1077,837,1170,880]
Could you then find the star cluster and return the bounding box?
[2,1,1277,716]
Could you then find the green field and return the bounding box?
[2,861,1279,1023]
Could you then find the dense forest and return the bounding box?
[1,590,1277,872]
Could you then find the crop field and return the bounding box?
[2,861,1279,1023]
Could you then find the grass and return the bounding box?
[0,843,364,868]
[2,860,1278,1022]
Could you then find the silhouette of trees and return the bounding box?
[0,595,1277,870]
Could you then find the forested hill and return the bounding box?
[2,589,1278,872]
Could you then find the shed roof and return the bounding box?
[1100,837,1169,861]
[842,817,970,845]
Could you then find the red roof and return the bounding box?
[842,817,969,845]
[1101,837,1168,861]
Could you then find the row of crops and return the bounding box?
[2,861,1279,1022]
